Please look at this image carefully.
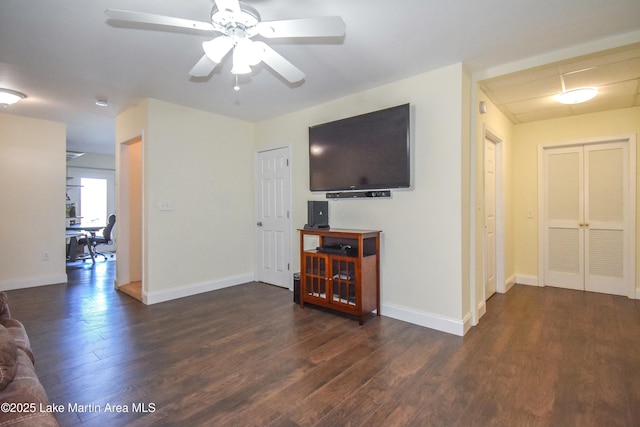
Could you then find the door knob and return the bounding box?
[257,221,263,227]
[579,223,584,227]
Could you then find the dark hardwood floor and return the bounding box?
[5,261,640,426]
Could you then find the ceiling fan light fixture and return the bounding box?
[231,63,251,74]
[0,88,26,106]
[556,87,597,104]
[231,50,252,75]
[203,37,234,63]
[236,38,263,66]
[232,39,258,74]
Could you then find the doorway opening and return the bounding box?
[66,167,116,258]
[116,136,144,301]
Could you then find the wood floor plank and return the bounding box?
[4,262,640,426]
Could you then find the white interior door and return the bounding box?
[255,147,291,288]
[484,139,497,298]
[542,140,633,296]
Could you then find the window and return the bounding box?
[80,178,108,226]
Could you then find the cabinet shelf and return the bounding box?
[299,228,381,324]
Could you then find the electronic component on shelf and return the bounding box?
[316,243,356,256]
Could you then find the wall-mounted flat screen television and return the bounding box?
[309,103,410,192]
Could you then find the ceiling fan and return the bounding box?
[105,0,346,85]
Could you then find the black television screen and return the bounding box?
[309,104,410,192]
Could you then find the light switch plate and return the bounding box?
[159,201,175,211]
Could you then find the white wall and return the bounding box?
[255,63,471,335]
[0,113,67,290]
[116,99,256,303]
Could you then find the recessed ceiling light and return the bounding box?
[0,88,27,106]
[95,99,109,107]
[556,87,597,104]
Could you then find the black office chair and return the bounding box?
[79,214,116,262]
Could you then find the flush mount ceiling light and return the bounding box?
[95,99,109,107]
[0,88,27,106]
[556,87,598,104]
[556,72,597,104]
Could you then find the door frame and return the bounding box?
[537,134,636,298]
[253,145,293,289]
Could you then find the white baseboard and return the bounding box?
[477,300,487,319]
[142,273,254,305]
[502,274,517,293]
[0,273,67,291]
[382,302,471,336]
[515,274,539,287]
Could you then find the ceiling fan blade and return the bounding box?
[214,0,241,16]
[189,55,218,77]
[256,42,305,83]
[257,17,345,38]
[105,9,215,33]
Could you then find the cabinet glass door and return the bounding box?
[331,258,356,306]
[304,253,328,299]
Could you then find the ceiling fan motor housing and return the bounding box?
[211,2,261,37]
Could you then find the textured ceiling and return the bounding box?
[479,43,640,123]
[1,0,640,154]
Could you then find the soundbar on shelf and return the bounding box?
[325,190,391,199]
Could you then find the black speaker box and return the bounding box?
[305,200,329,229]
[293,273,300,304]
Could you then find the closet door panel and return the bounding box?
[543,147,584,290]
[584,143,627,295]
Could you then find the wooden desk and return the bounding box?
[66,231,87,262]
[66,225,104,262]
[66,225,104,232]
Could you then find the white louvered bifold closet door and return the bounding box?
[584,143,628,295]
[543,142,629,296]
[544,146,584,291]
